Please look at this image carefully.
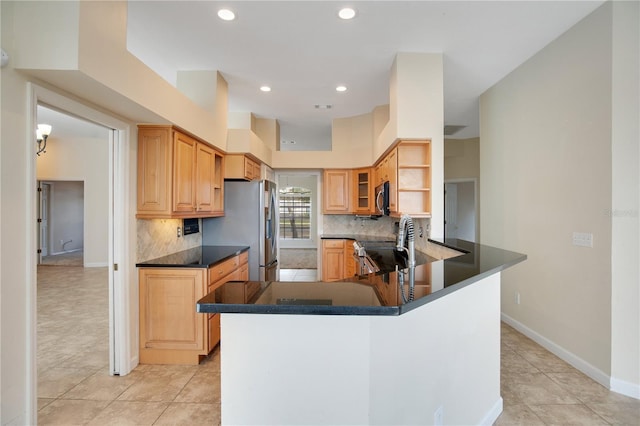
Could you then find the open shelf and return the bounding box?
[396,140,431,215]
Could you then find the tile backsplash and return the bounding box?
[322,215,432,252]
[137,219,202,262]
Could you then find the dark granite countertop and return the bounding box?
[321,234,396,243]
[197,239,526,316]
[136,245,249,268]
[322,234,437,272]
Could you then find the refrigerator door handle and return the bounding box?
[266,218,272,240]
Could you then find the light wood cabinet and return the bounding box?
[205,251,249,353]
[225,154,262,181]
[321,239,356,281]
[138,251,248,364]
[372,149,397,212]
[352,168,375,215]
[139,268,207,364]
[386,149,398,213]
[323,169,352,213]
[137,126,172,215]
[320,140,430,217]
[322,239,346,281]
[137,125,224,219]
[173,132,197,213]
[396,140,431,217]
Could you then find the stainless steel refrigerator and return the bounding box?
[203,180,278,281]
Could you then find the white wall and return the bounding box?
[610,0,640,396]
[221,273,502,425]
[481,1,639,395]
[1,8,34,421]
[456,181,476,242]
[37,125,110,266]
[46,181,84,254]
[445,138,479,181]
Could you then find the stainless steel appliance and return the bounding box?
[375,181,390,215]
[203,180,278,281]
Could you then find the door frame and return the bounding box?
[444,178,479,242]
[27,83,134,418]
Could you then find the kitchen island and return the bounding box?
[198,239,526,425]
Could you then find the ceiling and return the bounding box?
[37,106,110,142]
[124,1,603,150]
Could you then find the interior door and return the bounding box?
[444,183,458,238]
[38,182,50,260]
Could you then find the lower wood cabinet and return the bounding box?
[138,251,248,365]
[322,239,356,282]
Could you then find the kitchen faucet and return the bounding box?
[396,214,416,268]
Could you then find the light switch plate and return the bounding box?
[572,232,593,248]
[1,49,8,68]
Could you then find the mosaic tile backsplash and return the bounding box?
[137,219,202,263]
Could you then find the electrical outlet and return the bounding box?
[434,406,443,426]
[177,226,182,238]
[572,232,593,248]
[515,292,521,305]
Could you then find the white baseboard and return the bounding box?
[84,262,108,268]
[49,248,83,256]
[479,397,503,426]
[501,314,611,388]
[611,377,640,399]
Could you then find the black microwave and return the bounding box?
[375,181,390,216]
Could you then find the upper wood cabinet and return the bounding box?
[323,139,431,217]
[352,167,375,215]
[137,126,172,215]
[373,149,397,212]
[225,154,261,181]
[323,169,352,213]
[386,148,398,213]
[137,125,224,219]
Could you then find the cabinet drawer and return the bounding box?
[238,251,248,265]
[323,239,345,249]
[208,255,240,285]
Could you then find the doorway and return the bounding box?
[35,106,112,400]
[38,180,85,266]
[444,179,478,242]
[28,82,135,391]
[277,172,320,282]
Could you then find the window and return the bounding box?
[279,186,311,239]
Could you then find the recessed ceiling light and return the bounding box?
[336,85,347,92]
[260,86,271,92]
[338,7,356,20]
[217,9,235,21]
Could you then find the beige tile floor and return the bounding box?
[37,265,639,425]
